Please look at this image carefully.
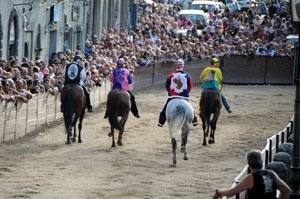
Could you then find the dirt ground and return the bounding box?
[0,85,295,199]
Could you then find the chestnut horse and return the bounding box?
[199,90,222,146]
[166,98,194,166]
[60,84,86,144]
[106,89,131,147]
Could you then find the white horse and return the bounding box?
[166,98,194,166]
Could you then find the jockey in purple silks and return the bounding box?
[104,58,140,118]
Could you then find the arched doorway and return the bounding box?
[7,9,19,58]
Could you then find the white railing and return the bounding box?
[0,80,111,142]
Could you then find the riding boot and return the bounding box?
[221,93,232,113]
[128,91,140,118]
[158,99,170,127]
[158,111,166,127]
[82,86,94,112]
[104,109,108,118]
[192,112,198,126]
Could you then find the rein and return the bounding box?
[189,98,199,104]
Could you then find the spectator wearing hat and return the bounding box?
[158,59,198,127]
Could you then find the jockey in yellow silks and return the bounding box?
[200,57,232,113]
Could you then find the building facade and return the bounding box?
[0,0,137,63]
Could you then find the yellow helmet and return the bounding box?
[210,57,219,67]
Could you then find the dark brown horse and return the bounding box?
[106,89,131,147]
[199,90,222,146]
[60,84,86,144]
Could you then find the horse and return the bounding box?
[166,98,194,166]
[199,90,222,146]
[106,89,131,147]
[60,84,86,144]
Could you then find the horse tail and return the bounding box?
[63,87,74,131]
[167,100,192,138]
[202,91,214,118]
[170,106,186,137]
[108,94,123,131]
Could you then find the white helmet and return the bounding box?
[176,59,184,69]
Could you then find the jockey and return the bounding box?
[200,57,232,113]
[104,58,140,118]
[61,55,94,112]
[158,59,198,127]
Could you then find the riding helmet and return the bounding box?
[73,55,83,62]
[176,59,184,70]
[211,57,219,67]
[117,58,125,68]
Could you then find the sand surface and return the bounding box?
[0,85,295,199]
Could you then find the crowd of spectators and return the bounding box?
[0,0,297,104]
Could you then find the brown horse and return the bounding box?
[199,90,222,146]
[106,89,131,147]
[60,84,86,144]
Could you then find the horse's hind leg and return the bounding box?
[181,131,189,161]
[117,117,127,146]
[77,120,82,143]
[66,128,72,144]
[209,114,219,144]
[171,138,177,166]
[77,111,85,143]
[117,129,124,146]
[109,126,116,147]
[202,123,208,146]
[71,116,78,143]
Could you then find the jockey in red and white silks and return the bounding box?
[158,59,198,127]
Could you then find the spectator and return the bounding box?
[43,77,58,95]
[268,2,278,19]
[213,150,291,199]
[0,80,15,102]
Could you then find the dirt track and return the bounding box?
[0,85,295,199]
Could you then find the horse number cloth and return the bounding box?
[68,64,79,80]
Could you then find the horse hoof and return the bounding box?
[202,143,207,146]
[66,141,71,144]
[117,141,123,146]
[108,132,112,137]
[71,138,76,143]
[78,140,82,143]
[170,163,176,167]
